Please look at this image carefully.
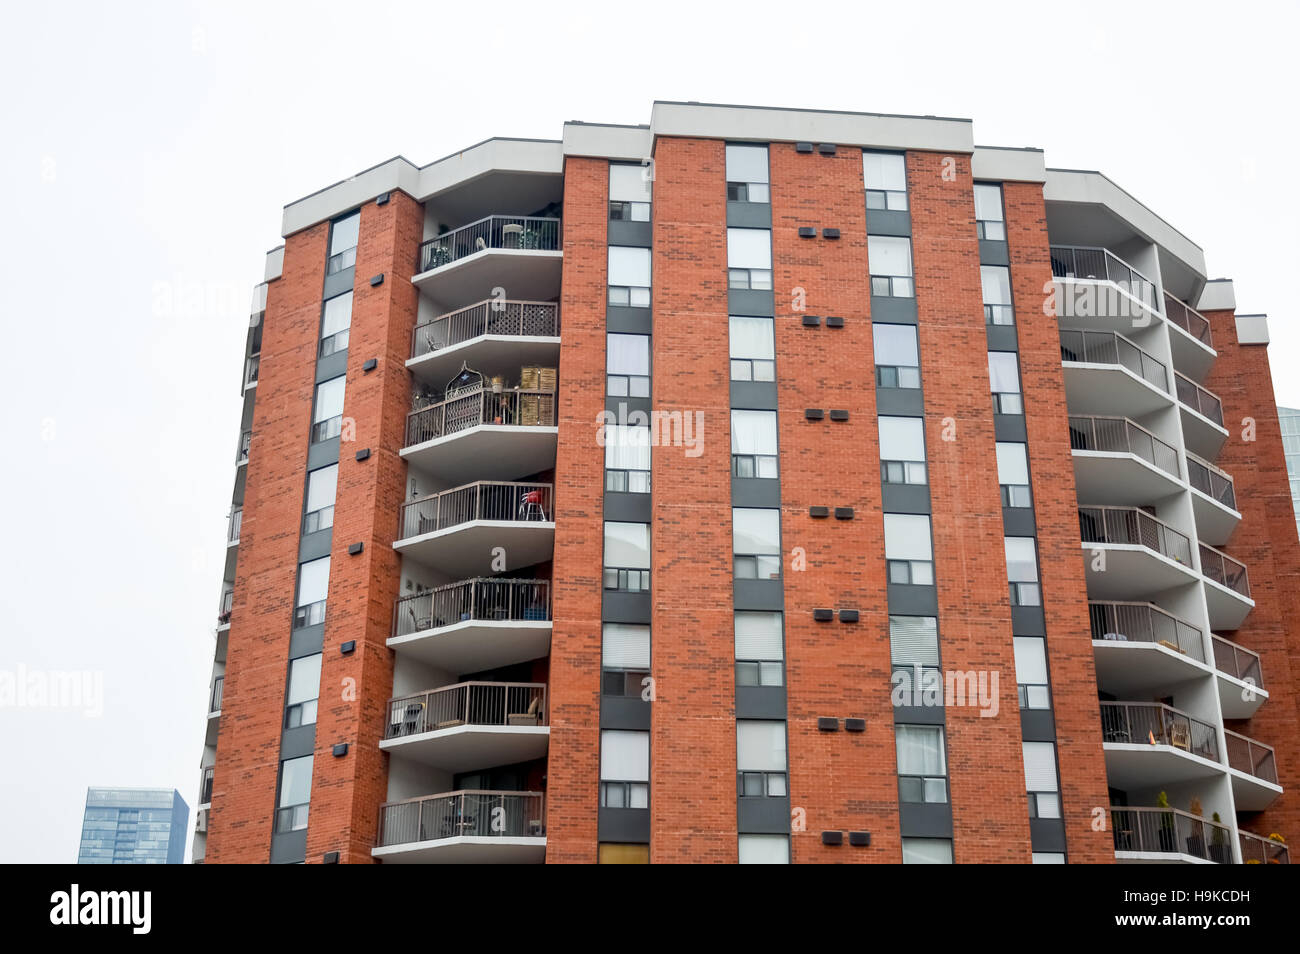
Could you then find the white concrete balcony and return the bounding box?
[389,577,551,672]
[1224,729,1282,811]
[1059,329,1172,417]
[1069,416,1182,505]
[408,299,560,385]
[1185,453,1240,546]
[373,790,545,864]
[402,385,557,485]
[413,215,562,311]
[1078,506,1197,600]
[1163,292,1216,380]
[204,676,223,746]
[1090,601,1209,694]
[394,481,554,575]
[1198,542,1253,631]
[1174,372,1229,460]
[1049,245,1162,329]
[1211,633,1267,719]
[1100,701,1222,788]
[1111,806,1231,864]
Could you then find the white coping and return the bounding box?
[264,246,284,282]
[1235,314,1270,345]
[563,122,652,161]
[972,146,1047,183]
[1198,278,1237,312]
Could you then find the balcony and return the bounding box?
[1174,372,1229,459]
[413,215,562,309]
[205,677,223,745]
[243,355,260,394]
[1049,245,1161,328]
[1111,806,1231,863]
[389,578,552,672]
[394,481,554,575]
[1163,292,1216,379]
[373,790,545,864]
[403,385,557,485]
[217,586,233,630]
[236,429,251,466]
[379,682,549,772]
[1224,729,1281,810]
[1059,330,1171,417]
[1212,634,1267,718]
[1090,601,1208,693]
[409,300,560,384]
[1240,830,1290,864]
[198,767,214,807]
[1185,453,1240,545]
[1069,416,1182,504]
[1100,701,1221,787]
[1078,506,1197,599]
[1198,542,1253,630]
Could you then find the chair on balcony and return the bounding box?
[518,490,547,521]
[506,695,544,726]
[1169,723,1191,752]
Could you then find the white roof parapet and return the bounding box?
[563,122,653,162]
[1197,278,1236,312]
[1235,314,1269,345]
[263,246,284,282]
[972,146,1047,183]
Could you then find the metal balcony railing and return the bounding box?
[384,682,547,739]
[406,388,556,446]
[237,430,251,465]
[1090,601,1204,662]
[1211,633,1263,688]
[1239,830,1290,864]
[1224,729,1278,785]
[376,790,545,847]
[397,480,552,540]
[218,587,233,623]
[209,677,224,714]
[1110,806,1231,862]
[227,509,242,545]
[1163,292,1213,346]
[393,578,551,637]
[1186,453,1236,509]
[1068,415,1179,477]
[1059,329,1168,392]
[1174,372,1225,427]
[417,215,561,273]
[1099,701,1218,760]
[199,767,214,805]
[244,355,260,390]
[411,300,559,359]
[1049,245,1158,310]
[1199,542,1250,597]
[1078,506,1192,566]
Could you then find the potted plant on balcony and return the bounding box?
[1268,832,1286,863]
[1156,791,1176,852]
[1185,797,1206,858]
[1209,811,1229,864]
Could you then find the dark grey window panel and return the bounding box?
[822,830,843,845]
[728,289,775,317]
[298,527,333,564]
[732,477,781,508]
[1002,507,1037,537]
[279,724,316,761]
[823,228,841,239]
[606,395,652,419]
[600,695,652,731]
[736,685,788,720]
[979,239,1010,267]
[870,296,918,324]
[887,583,938,616]
[608,220,652,248]
[603,591,652,624]
[994,414,1028,443]
[1029,818,1067,854]
[734,579,784,612]
[315,349,349,384]
[289,623,324,659]
[865,209,911,237]
[986,325,1019,353]
[849,831,870,846]
[306,436,340,471]
[795,142,814,153]
[1011,605,1047,638]
[269,829,308,865]
[232,466,247,507]
[604,491,651,524]
[881,484,931,515]
[727,201,772,229]
[876,388,926,416]
[1020,708,1057,743]
[737,796,791,834]
[892,703,946,726]
[817,143,837,155]
[730,381,779,410]
[322,267,354,301]
[899,801,953,839]
[606,306,652,334]
[598,806,650,843]
[240,390,256,430]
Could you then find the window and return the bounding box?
[872,323,921,388]
[902,837,953,864]
[319,291,352,356]
[327,212,360,274]
[726,144,770,203]
[727,228,772,290]
[1023,741,1061,819]
[604,522,650,592]
[607,333,650,397]
[1032,852,1066,864]
[276,755,313,832]
[294,556,330,628]
[737,721,787,797]
[730,315,775,382]
[312,376,345,442]
[868,236,913,298]
[608,247,651,307]
[599,843,649,863]
[996,443,1030,508]
[609,164,651,222]
[731,409,779,478]
[981,266,1013,325]
[602,623,650,697]
[1014,636,1050,709]
[735,611,783,687]
[890,615,940,702]
[1005,536,1041,606]
[285,654,322,728]
[864,151,908,211]
[974,183,1006,241]
[739,834,789,864]
[879,416,927,485]
[303,464,338,534]
[733,508,781,580]
[988,352,1023,415]
[884,513,933,585]
[896,725,948,803]
[604,424,650,493]
[600,730,649,808]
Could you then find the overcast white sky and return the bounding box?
[1,0,1296,863]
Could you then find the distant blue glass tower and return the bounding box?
[1281,406,1300,540]
[77,788,189,864]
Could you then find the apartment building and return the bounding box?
[78,788,188,864]
[193,101,1298,864]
